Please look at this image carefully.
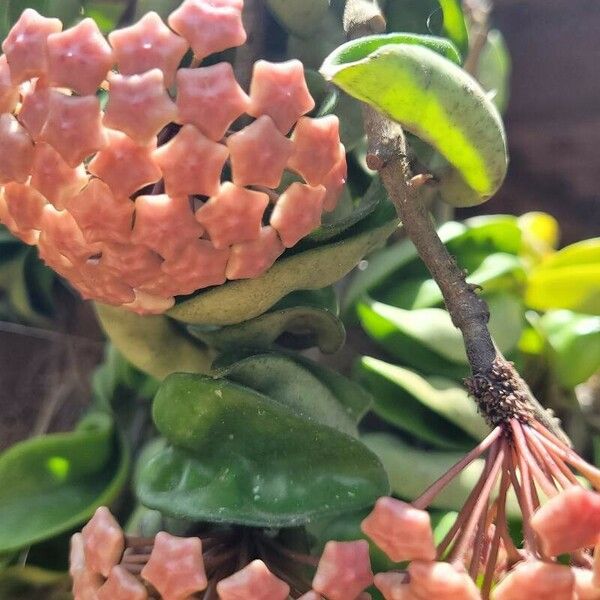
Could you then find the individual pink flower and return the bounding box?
[216,559,290,600]
[97,566,148,600]
[0,55,18,113]
[225,226,285,280]
[408,561,482,600]
[0,113,35,184]
[491,561,575,600]
[17,78,50,140]
[81,507,125,578]
[2,182,46,232]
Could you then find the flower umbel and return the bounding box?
[0,1,347,315]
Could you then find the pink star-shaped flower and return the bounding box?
[104,69,178,145]
[248,60,315,134]
[374,572,413,600]
[100,242,163,289]
[288,116,342,186]
[322,146,347,212]
[176,63,250,141]
[161,239,230,294]
[47,18,113,95]
[122,290,175,314]
[30,143,89,209]
[216,560,290,600]
[195,183,268,249]
[312,541,373,600]
[227,116,293,188]
[132,194,203,259]
[70,533,105,600]
[152,124,228,197]
[226,226,284,280]
[108,11,188,88]
[140,532,207,599]
[67,179,134,245]
[270,182,325,247]
[72,261,136,305]
[97,566,148,600]
[409,561,481,600]
[1,8,62,83]
[361,497,436,562]
[0,55,18,113]
[39,91,107,167]
[0,113,35,184]
[531,487,600,557]
[0,192,38,245]
[17,79,50,141]
[81,507,125,578]
[492,561,574,600]
[2,182,46,232]
[89,130,161,198]
[168,0,246,61]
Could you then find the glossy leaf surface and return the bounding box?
[322,43,508,206]
[0,413,128,552]
[137,374,389,526]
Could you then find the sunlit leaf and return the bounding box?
[439,0,469,59]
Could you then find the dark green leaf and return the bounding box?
[137,373,389,526]
[0,413,128,552]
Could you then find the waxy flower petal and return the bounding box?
[270,182,325,247]
[491,561,574,600]
[81,507,125,578]
[195,182,268,249]
[226,225,285,279]
[312,540,373,600]
[297,592,324,600]
[573,568,600,600]
[73,261,136,305]
[161,239,229,294]
[2,9,62,83]
[101,242,163,289]
[176,62,250,141]
[2,182,46,231]
[18,79,50,140]
[531,487,600,556]
[31,143,88,209]
[123,290,175,314]
[140,532,207,600]
[152,124,228,197]
[408,561,481,600]
[322,146,347,212]
[168,0,246,60]
[227,115,293,188]
[0,113,35,184]
[362,497,436,562]
[289,116,342,186]
[248,60,315,134]
[132,194,203,258]
[97,566,148,600]
[0,55,19,113]
[216,559,290,600]
[108,11,188,87]
[67,179,134,245]
[40,91,107,167]
[47,18,113,95]
[104,69,177,145]
[89,130,161,197]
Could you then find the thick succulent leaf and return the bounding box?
[363,432,521,518]
[0,413,128,553]
[321,43,508,206]
[136,374,389,526]
[537,310,600,388]
[95,304,213,380]
[438,0,469,59]
[356,357,488,446]
[266,0,330,38]
[526,238,600,315]
[212,352,358,437]
[187,288,345,354]
[168,201,398,325]
[477,29,511,113]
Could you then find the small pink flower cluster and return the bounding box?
[0,1,346,314]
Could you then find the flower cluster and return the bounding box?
[0,1,346,314]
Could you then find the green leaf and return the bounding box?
[526,238,600,315]
[363,432,521,518]
[537,310,600,388]
[133,0,181,20]
[212,352,358,437]
[0,413,128,553]
[477,29,511,113]
[518,211,559,265]
[187,288,346,354]
[356,357,488,447]
[321,43,508,206]
[439,0,468,58]
[136,373,389,526]
[384,0,441,37]
[266,0,331,38]
[82,1,126,33]
[168,201,398,325]
[94,304,214,380]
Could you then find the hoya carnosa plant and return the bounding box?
[0,1,349,316]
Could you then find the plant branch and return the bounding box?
[343,0,567,441]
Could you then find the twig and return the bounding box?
[343,0,567,441]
